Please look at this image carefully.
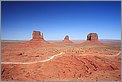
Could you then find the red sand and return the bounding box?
[1,40,121,81]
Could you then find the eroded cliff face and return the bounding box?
[63,35,73,43]
[82,33,103,45]
[32,31,44,40]
[23,31,50,47]
[87,33,98,41]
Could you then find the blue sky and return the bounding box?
[1,1,121,40]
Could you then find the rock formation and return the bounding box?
[24,31,50,47]
[63,35,73,43]
[64,35,70,40]
[87,33,98,41]
[32,31,44,40]
[82,33,102,45]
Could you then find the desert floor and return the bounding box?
[1,40,121,81]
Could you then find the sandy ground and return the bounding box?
[1,40,121,81]
[1,52,64,64]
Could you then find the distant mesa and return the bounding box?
[82,33,103,45]
[63,35,73,43]
[32,31,44,40]
[87,33,98,41]
[25,30,49,47]
[64,35,70,40]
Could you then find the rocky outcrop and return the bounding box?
[87,33,98,41]
[63,35,73,43]
[24,31,50,47]
[82,33,102,45]
[64,35,70,40]
[32,31,44,40]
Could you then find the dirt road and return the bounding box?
[1,51,121,65]
[1,52,64,64]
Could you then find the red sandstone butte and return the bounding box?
[87,33,98,41]
[32,31,44,40]
[63,35,73,43]
[24,31,49,46]
[83,33,102,45]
